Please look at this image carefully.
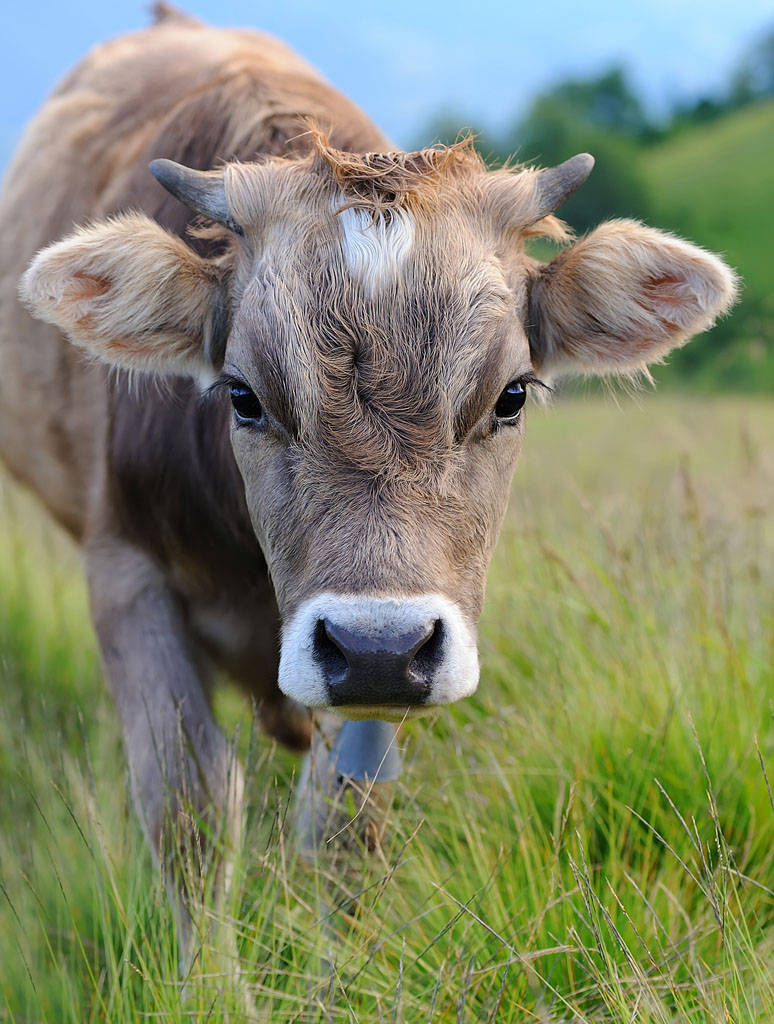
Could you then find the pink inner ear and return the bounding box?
[642,272,702,333]
[69,271,112,300]
[645,274,685,305]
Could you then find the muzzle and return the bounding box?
[278,593,479,719]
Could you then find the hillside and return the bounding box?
[643,101,774,388]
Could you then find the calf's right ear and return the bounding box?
[20,213,226,376]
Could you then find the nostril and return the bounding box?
[410,619,444,681]
[313,619,348,685]
[313,613,446,705]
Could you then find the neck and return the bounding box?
[108,373,264,590]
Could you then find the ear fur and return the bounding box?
[529,219,740,376]
[20,213,226,376]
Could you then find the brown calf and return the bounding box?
[2,2,737,938]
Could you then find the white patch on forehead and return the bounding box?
[336,201,415,294]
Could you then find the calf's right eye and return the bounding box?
[229,382,264,424]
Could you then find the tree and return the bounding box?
[491,70,652,232]
[530,67,649,138]
[731,28,774,104]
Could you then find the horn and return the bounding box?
[533,153,595,220]
[149,159,241,233]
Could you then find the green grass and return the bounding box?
[1,394,773,1022]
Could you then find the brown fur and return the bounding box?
[313,129,484,212]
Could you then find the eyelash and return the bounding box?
[203,373,243,398]
[516,373,549,392]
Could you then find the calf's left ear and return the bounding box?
[20,213,225,376]
[529,219,740,376]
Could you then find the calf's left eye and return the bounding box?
[494,380,527,422]
[229,381,264,424]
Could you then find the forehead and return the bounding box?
[226,163,531,453]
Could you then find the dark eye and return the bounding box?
[229,381,263,424]
[494,380,527,422]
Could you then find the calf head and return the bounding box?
[21,135,738,719]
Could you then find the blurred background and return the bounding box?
[2,0,772,390]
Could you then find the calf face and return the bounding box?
[21,137,738,718]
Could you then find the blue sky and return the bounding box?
[2,0,772,166]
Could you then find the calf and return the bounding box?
[2,3,737,926]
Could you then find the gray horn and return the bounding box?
[533,153,595,220]
[149,158,241,233]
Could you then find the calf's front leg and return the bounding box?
[85,535,243,951]
[295,714,402,854]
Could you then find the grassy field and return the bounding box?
[1,394,773,1022]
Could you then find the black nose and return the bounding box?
[313,616,443,706]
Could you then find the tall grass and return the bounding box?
[1,395,772,1022]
